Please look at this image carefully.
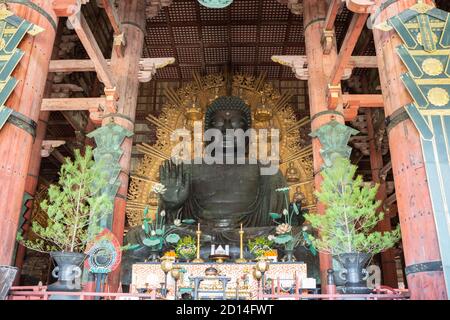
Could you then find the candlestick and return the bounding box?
[235,225,247,263]
[192,227,204,263]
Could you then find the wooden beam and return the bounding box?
[100,0,126,57]
[330,13,369,85]
[322,0,343,53]
[41,97,105,112]
[68,11,115,88]
[48,58,175,82]
[380,160,392,181]
[342,94,384,107]
[100,0,122,34]
[342,94,384,121]
[49,59,96,73]
[52,0,87,17]
[324,0,343,31]
[348,56,378,69]
[273,55,377,81]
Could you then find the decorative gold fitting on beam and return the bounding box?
[327,84,342,110]
[113,32,126,57]
[321,30,335,55]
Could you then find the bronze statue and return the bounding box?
[121,97,290,284]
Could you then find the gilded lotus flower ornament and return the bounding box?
[276,223,292,235]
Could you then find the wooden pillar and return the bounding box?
[14,21,64,282]
[102,0,146,292]
[372,0,447,299]
[365,109,398,288]
[12,111,49,280]
[0,1,57,266]
[303,0,344,292]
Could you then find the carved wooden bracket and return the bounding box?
[345,0,374,13]
[272,55,352,81]
[277,0,303,15]
[138,57,175,82]
[146,0,173,18]
[41,140,66,158]
[272,55,308,80]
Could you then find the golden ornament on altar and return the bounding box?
[422,58,444,76]
[427,87,449,107]
[148,191,159,206]
[254,107,273,122]
[185,99,203,121]
[254,96,273,122]
[293,186,305,202]
[252,267,262,281]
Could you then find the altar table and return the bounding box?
[131,262,307,299]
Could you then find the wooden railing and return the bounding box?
[7,286,159,300]
[7,284,409,300]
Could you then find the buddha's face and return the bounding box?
[209,109,248,133]
[206,109,250,154]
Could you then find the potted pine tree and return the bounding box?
[17,147,111,296]
[304,157,401,294]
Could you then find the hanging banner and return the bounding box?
[376,1,450,295]
[0,5,43,132]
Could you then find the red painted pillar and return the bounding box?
[0,1,57,266]
[303,0,344,292]
[372,0,448,299]
[14,21,64,283]
[13,111,49,281]
[365,109,398,288]
[102,0,146,292]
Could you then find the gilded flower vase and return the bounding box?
[147,249,161,262]
[282,249,296,262]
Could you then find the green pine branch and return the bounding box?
[304,157,401,256]
[18,146,113,253]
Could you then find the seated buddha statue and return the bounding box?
[159,96,287,239]
[121,96,289,284]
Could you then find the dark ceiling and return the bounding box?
[143,0,353,80]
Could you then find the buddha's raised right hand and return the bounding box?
[159,160,190,209]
